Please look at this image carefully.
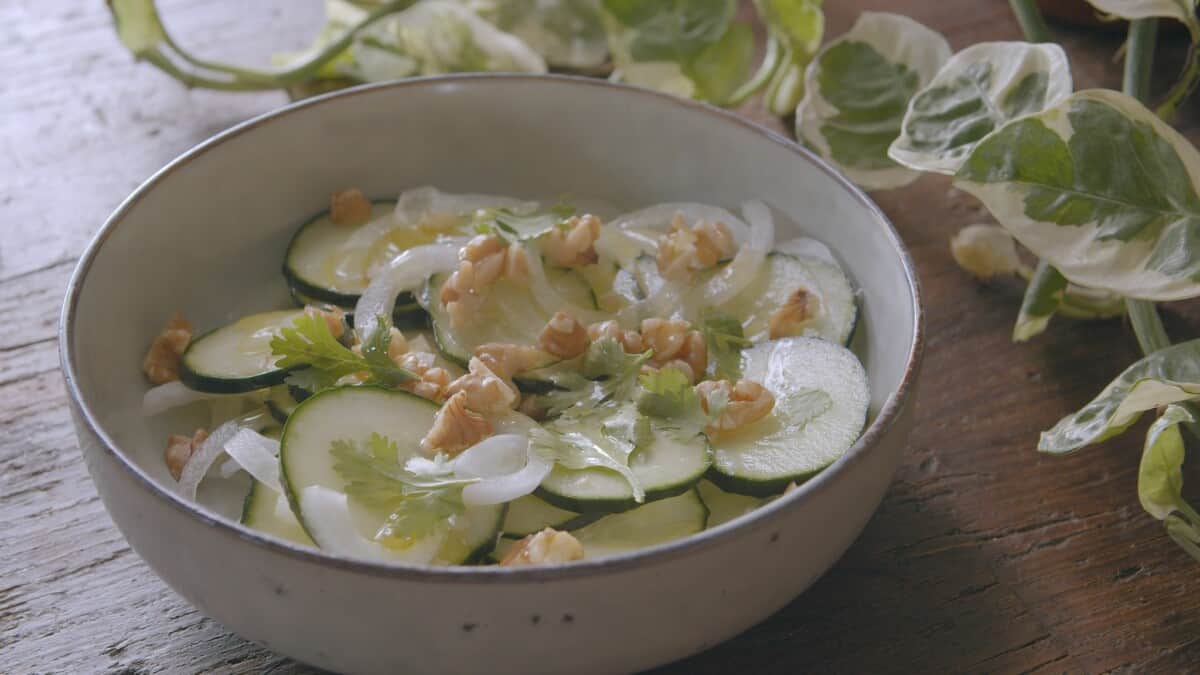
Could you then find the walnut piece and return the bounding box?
[305,304,347,342]
[539,311,589,359]
[544,214,602,267]
[586,320,644,354]
[420,391,493,456]
[445,357,518,415]
[499,528,585,566]
[695,379,775,432]
[165,428,208,481]
[440,235,529,328]
[767,287,821,339]
[474,342,545,382]
[656,213,737,281]
[143,312,193,384]
[640,318,706,383]
[330,187,373,226]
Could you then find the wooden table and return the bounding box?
[3,1,1199,672]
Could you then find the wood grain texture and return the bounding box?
[2,1,1199,673]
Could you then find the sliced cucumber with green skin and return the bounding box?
[501,494,594,538]
[536,407,712,514]
[266,385,302,424]
[571,489,708,560]
[288,284,424,326]
[280,386,503,565]
[179,309,306,393]
[697,479,765,528]
[708,337,870,496]
[240,479,314,546]
[420,268,596,367]
[719,252,858,345]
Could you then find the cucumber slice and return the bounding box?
[696,479,764,528]
[536,405,711,514]
[240,480,314,546]
[266,385,302,424]
[283,201,469,309]
[571,489,708,559]
[280,386,503,565]
[501,494,591,537]
[288,284,424,325]
[708,337,869,496]
[180,309,305,393]
[719,252,857,345]
[420,268,596,367]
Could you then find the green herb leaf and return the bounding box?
[531,403,646,501]
[360,319,414,387]
[702,314,750,380]
[537,338,651,416]
[488,205,575,242]
[271,313,414,393]
[797,12,951,190]
[331,433,475,542]
[1039,339,1200,454]
[636,368,710,438]
[889,42,1072,175]
[955,89,1200,301]
[1137,404,1200,562]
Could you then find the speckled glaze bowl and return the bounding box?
[61,75,922,675]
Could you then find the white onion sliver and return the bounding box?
[453,434,529,479]
[142,381,240,417]
[299,485,443,564]
[522,245,605,323]
[218,458,241,479]
[223,428,283,493]
[775,236,839,265]
[394,186,539,226]
[461,450,552,507]
[610,202,751,244]
[176,418,243,501]
[702,200,774,306]
[355,243,461,341]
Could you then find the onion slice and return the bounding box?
[453,434,553,506]
[610,202,751,244]
[222,428,283,493]
[299,486,443,564]
[394,186,538,227]
[774,236,839,265]
[142,381,245,417]
[702,200,774,306]
[355,243,461,341]
[521,245,606,323]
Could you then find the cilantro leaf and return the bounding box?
[537,338,651,415]
[480,203,576,243]
[330,433,476,544]
[702,313,751,379]
[271,313,414,393]
[637,368,712,438]
[530,405,646,502]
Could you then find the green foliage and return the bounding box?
[272,313,414,392]
[702,314,750,380]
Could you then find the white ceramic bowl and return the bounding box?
[61,75,922,675]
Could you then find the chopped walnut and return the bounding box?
[474,342,545,382]
[143,312,193,384]
[330,187,372,226]
[641,318,706,381]
[440,235,528,327]
[445,357,518,415]
[656,213,737,280]
[586,320,644,354]
[503,244,530,284]
[500,528,585,566]
[544,214,602,267]
[391,348,451,403]
[420,391,493,456]
[517,395,547,421]
[386,327,409,362]
[695,379,775,432]
[644,359,697,385]
[767,288,821,339]
[164,428,208,481]
[539,311,589,359]
[304,304,347,342]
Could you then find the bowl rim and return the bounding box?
[60,73,924,583]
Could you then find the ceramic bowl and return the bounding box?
[61,74,923,675]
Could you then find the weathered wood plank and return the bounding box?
[3,0,1200,673]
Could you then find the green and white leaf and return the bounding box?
[890,42,1073,175]
[1084,0,1200,35]
[1138,404,1196,521]
[796,12,951,190]
[754,0,824,116]
[1014,261,1068,342]
[347,0,546,81]
[1040,339,1200,454]
[956,89,1200,301]
[109,0,167,57]
[464,0,609,69]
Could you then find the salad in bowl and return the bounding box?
[141,185,867,567]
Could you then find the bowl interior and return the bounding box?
[66,75,919,529]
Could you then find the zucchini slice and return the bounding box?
[571,489,708,559]
[283,200,468,309]
[696,479,765,528]
[501,494,591,538]
[240,479,314,546]
[265,385,303,424]
[280,386,503,565]
[718,252,857,345]
[288,284,424,325]
[420,268,596,367]
[179,309,306,393]
[708,337,869,496]
[536,405,711,514]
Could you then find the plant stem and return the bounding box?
[1157,38,1200,123]
[1008,0,1053,43]
[1123,19,1159,103]
[1127,298,1171,354]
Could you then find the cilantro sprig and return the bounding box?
[702,314,751,380]
[271,313,414,393]
[476,203,576,243]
